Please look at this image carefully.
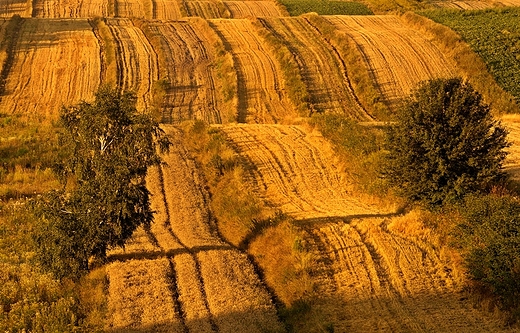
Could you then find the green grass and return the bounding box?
[278,0,373,16]
[422,8,520,106]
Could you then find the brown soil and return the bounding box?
[209,18,296,123]
[327,15,457,109]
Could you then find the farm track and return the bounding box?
[147,20,221,123]
[221,124,379,219]
[327,15,457,109]
[260,16,368,120]
[107,18,158,111]
[106,126,284,332]
[210,19,296,123]
[0,18,100,118]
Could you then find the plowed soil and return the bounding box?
[327,15,457,109]
[260,16,370,120]
[146,20,222,123]
[107,18,158,111]
[105,126,284,332]
[0,18,100,119]
[222,123,517,332]
[210,19,296,123]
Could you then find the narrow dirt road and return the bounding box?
[106,126,285,332]
[328,15,457,109]
[210,18,296,123]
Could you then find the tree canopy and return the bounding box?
[383,78,510,206]
[34,86,171,278]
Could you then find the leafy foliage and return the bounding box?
[422,8,520,105]
[34,86,171,279]
[456,194,520,318]
[279,0,373,16]
[383,78,509,206]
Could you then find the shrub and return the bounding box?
[456,194,520,319]
[383,78,510,206]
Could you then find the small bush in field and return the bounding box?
[456,194,520,320]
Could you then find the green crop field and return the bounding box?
[422,8,520,104]
[279,0,373,16]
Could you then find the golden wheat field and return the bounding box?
[1,0,520,331]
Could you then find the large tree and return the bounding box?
[35,86,171,278]
[383,78,509,206]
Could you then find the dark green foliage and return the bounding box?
[384,78,509,206]
[279,0,373,16]
[422,8,520,105]
[456,194,520,317]
[34,85,171,279]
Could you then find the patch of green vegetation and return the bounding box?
[278,0,373,16]
[422,8,520,106]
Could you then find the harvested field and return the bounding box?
[221,124,379,219]
[31,0,111,18]
[430,1,494,9]
[224,1,285,18]
[114,0,149,18]
[152,0,183,19]
[260,16,370,120]
[146,20,222,123]
[106,125,283,332]
[0,18,100,119]
[107,18,158,111]
[327,15,457,109]
[302,217,515,332]
[185,1,229,18]
[210,19,296,123]
[0,0,31,17]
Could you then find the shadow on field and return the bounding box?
[106,244,233,263]
[296,212,401,227]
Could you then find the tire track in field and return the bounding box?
[0,18,100,118]
[221,124,378,219]
[107,18,158,111]
[107,126,285,332]
[210,18,296,123]
[260,16,369,120]
[300,218,512,332]
[152,0,183,19]
[147,20,221,124]
[327,15,457,109]
[224,1,284,18]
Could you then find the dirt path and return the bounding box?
[0,18,100,119]
[106,126,284,332]
[260,17,370,120]
[209,19,296,123]
[147,20,222,124]
[107,18,158,111]
[327,15,457,109]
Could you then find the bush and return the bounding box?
[383,78,510,206]
[456,194,520,319]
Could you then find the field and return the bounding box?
[422,8,520,105]
[0,1,519,332]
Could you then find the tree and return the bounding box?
[34,86,171,278]
[383,78,509,206]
